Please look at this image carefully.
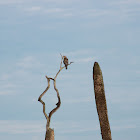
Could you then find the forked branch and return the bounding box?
[38,54,73,136]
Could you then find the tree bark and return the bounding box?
[45,128,54,140]
[93,62,112,140]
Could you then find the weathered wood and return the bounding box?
[38,55,73,140]
[93,62,112,140]
[45,128,54,140]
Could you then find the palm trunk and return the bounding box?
[93,62,112,140]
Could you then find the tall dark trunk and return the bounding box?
[93,62,112,140]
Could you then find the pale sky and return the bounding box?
[0,0,140,140]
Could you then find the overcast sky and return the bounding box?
[0,0,140,140]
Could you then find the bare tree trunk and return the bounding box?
[45,128,54,140]
[38,55,73,140]
[93,62,112,140]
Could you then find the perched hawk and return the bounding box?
[63,56,68,69]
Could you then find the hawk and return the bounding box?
[63,56,68,69]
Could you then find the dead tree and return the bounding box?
[38,55,73,140]
[93,62,112,140]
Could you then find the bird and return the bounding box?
[63,56,68,69]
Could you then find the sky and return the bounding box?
[0,0,140,140]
